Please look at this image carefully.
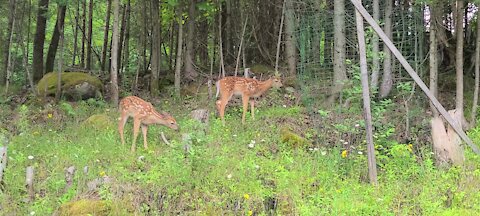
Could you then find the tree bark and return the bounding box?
[472,11,480,125]
[370,0,380,90]
[2,0,17,85]
[122,0,131,74]
[101,0,112,71]
[4,0,17,94]
[379,0,393,98]
[175,6,184,98]
[45,4,67,74]
[32,0,49,82]
[81,0,86,68]
[184,0,198,80]
[455,0,464,118]
[429,4,439,117]
[117,4,127,75]
[86,0,93,70]
[150,0,161,95]
[55,8,65,102]
[110,0,120,106]
[284,0,297,77]
[328,0,347,105]
[72,0,80,65]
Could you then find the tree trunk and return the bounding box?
[184,0,198,80]
[45,4,67,74]
[122,0,131,74]
[284,0,297,77]
[32,0,49,82]
[4,0,16,94]
[328,0,347,105]
[429,4,439,117]
[2,0,17,85]
[370,0,380,90]
[72,0,80,65]
[55,9,65,102]
[379,0,393,98]
[175,7,184,98]
[472,11,480,125]
[101,0,112,71]
[86,0,93,70]
[110,0,120,106]
[150,0,161,95]
[117,4,127,75]
[81,0,86,68]
[455,0,464,118]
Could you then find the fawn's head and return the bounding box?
[271,76,283,88]
[159,111,179,131]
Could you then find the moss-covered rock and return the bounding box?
[57,199,111,216]
[280,127,311,149]
[37,72,103,100]
[82,114,114,130]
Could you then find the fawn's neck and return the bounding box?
[253,78,273,96]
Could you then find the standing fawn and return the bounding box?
[216,76,283,124]
[118,96,179,152]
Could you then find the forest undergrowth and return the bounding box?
[0,84,480,215]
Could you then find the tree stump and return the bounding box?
[0,146,7,184]
[26,166,35,202]
[191,109,209,124]
[431,109,465,166]
[64,166,76,192]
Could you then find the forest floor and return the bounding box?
[1,84,480,215]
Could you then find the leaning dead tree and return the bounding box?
[350,0,480,161]
[354,0,377,185]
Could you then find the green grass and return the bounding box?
[1,97,480,215]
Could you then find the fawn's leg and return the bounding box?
[118,112,129,146]
[241,96,249,124]
[218,93,232,125]
[250,100,255,120]
[131,117,141,152]
[141,124,148,150]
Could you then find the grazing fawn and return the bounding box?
[216,76,283,124]
[118,96,179,152]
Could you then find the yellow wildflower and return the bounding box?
[99,171,106,177]
[47,113,53,118]
[248,210,253,216]
[341,150,348,158]
[407,144,413,153]
[244,193,250,200]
